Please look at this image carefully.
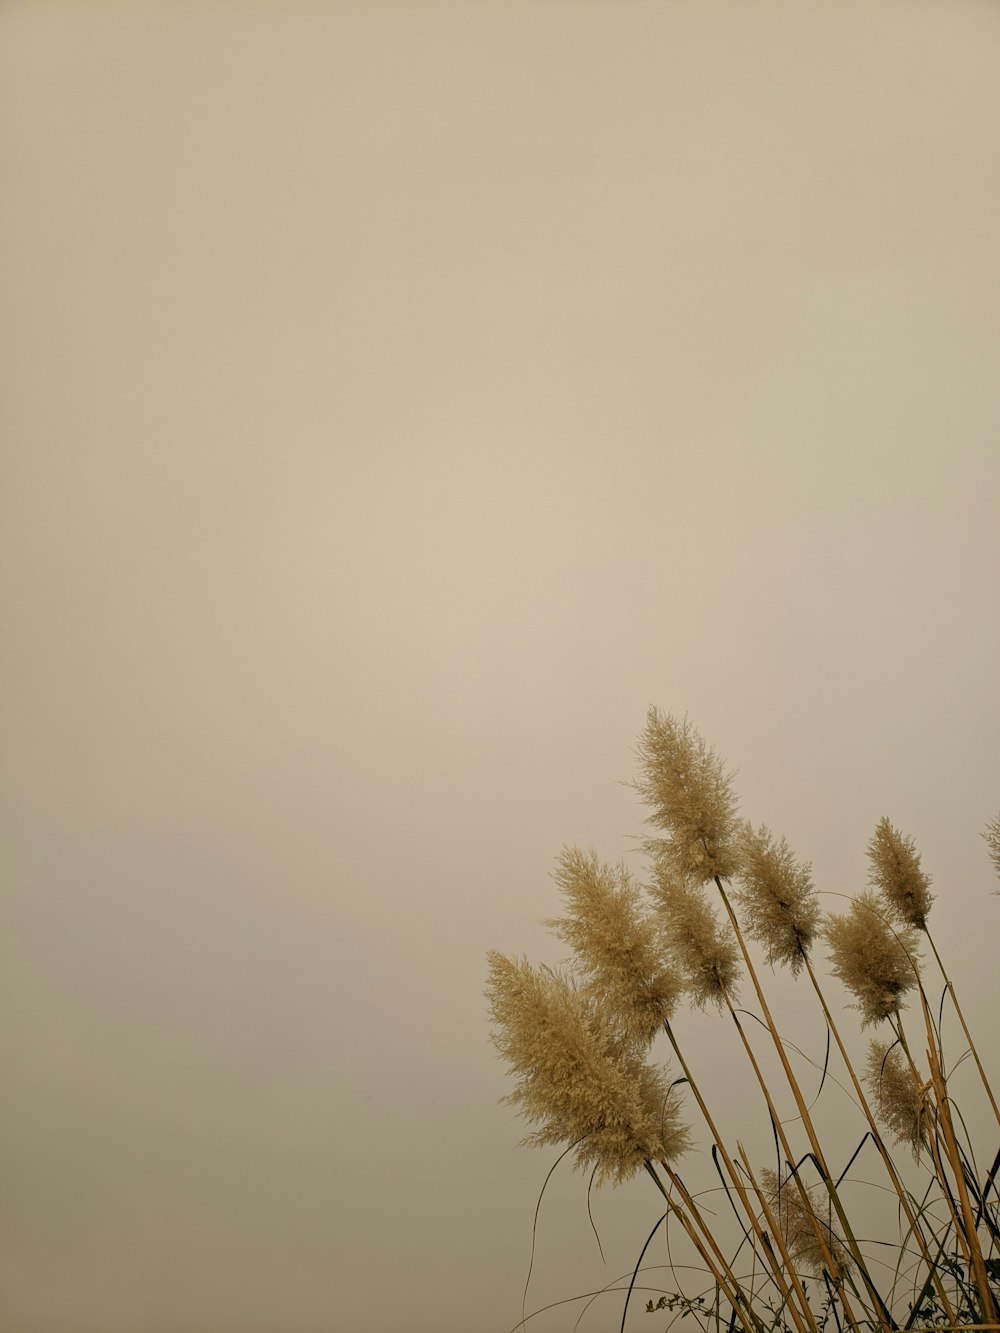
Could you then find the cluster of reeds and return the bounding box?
[486,710,1000,1333]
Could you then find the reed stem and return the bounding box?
[802,955,959,1327]
[924,928,1000,1128]
[714,875,895,1333]
[662,1017,819,1333]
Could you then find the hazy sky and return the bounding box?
[2,4,999,1332]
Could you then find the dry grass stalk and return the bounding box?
[867,816,1000,1129]
[646,1160,786,1333]
[801,954,959,1326]
[918,990,999,1324]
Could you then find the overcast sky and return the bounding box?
[2,4,1000,1332]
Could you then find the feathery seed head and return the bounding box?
[649,862,741,1010]
[760,1168,853,1281]
[734,823,820,975]
[485,951,690,1186]
[823,892,920,1027]
[632,710,742,885]
[865,1039,930,1161]
[983,813,1000,893]
[546,847,682,1049]
[867,818,933,930]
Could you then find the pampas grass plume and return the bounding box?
[823,892,920,1028]
[760,1168,853,1281]
[734,822,820,975]
[649,863,741,1010]
[867,818,934,930]
[546,847,682,1049]
[632,709,742,884]
[485,951,690,1186]
[865,1039,929,1161]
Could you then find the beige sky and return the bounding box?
[2,3,1000,1331]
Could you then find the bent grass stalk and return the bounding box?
[917,993,998,1326]
[720,988,870,1333]
[660,1016,820,1333]
[643,1160,763,1333]
[922,930,1000,1131]
[713,874,893,1333]
[802,954,960,1328]
[892,1009,985,1302]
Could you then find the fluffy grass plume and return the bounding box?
[823,891,919,1027]
[867,817,934,930]
[632,709,742,884]
[546,847,682,1049]
[485,951,690,1186]
[649,863,741,1010]
[865,1038,929,1161]
[760,1168,853,1281]
[734,822,820,975]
